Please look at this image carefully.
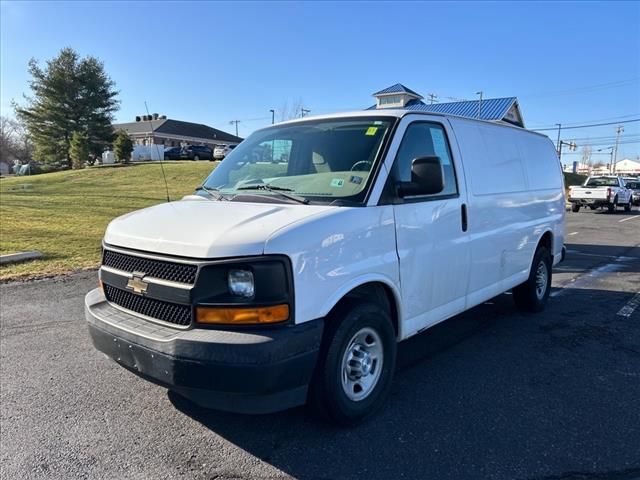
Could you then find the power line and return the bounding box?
[527,113,640,129]
[520,77,639,99]
[533,118,640,131]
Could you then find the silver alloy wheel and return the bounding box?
[340,327,384,402]
[535,260,548,300]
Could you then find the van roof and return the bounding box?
[267,109,549,139]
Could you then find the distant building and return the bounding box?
[113,114,242,149]
[615,158,640,175]
[368,83,525,128]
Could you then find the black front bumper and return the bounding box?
[85,289,323,414]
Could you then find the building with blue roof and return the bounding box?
[369,84,525,128]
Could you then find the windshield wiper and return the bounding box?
[195,185,224,201]
[236,184,309,204]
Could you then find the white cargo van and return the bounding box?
[86,110,565,424]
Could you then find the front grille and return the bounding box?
[104,284,192,327]
[103,249,198,284]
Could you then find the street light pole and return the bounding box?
[269,109,275,125]
[555,124,562,156]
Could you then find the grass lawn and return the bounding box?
[0,161,217,282]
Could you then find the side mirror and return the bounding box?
[397,156,445,197]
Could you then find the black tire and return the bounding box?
[513,246,552,313]
[624,200,631,212]
[309,300,396,425]
[571,204,580,212]
[193,155,200,161]
[608,196,618,213]
[589,205,597,210]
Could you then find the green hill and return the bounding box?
[0,162,216,281]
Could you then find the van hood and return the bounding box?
[104,197,336,258]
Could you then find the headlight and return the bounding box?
[228,269,254,298]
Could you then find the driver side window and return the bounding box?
[391,122,458,197]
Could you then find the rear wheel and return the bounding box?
[193,155,200,161]
[608,196,618,213]
[513,246,552,313]
[571,204,580,212]
[624,200,632,212]
[309,300,396,425]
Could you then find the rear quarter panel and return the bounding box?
[447,117,565,304]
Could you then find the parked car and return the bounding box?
[86,111,565,424]
[163,146,182,160]
[568,176,633,212]
[164,145,213,161]
[623,177,640,206]
[214,144,236,160]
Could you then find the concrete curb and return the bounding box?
[0,251,43,265]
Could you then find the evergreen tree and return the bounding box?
[14,48,119,168]
[113,129,133,164]
[69,131,90,169]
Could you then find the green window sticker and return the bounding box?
[330,178,345,188]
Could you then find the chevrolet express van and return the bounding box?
[86,110,565,424]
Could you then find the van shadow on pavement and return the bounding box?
[169,286,640,480]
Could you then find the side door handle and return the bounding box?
[461,203,468,232]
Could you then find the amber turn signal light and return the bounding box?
[196,304,289,325]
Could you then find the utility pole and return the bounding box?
[612,125,624,174]
[427,93,438,105]
[269,109,275,125]
[229,120,240,137]
[555,124,562,156]
[476,91,483,119]
[300,107,311,118]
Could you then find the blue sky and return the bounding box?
[1,1,639,164]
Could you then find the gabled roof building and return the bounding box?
[113,115,243,149]
[368,83,525,128]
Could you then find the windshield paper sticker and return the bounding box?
[365,127,378,136]
[330,178,345,188]
[349,175,363,185]
[430,128,448,159]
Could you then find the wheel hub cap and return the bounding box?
[535,261,548,299]
[341,327,384,402]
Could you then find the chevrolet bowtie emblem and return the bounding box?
[126,272,149,295]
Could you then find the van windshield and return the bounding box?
[202,117,394,204]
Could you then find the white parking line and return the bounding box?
[565,249,636,261]
[617,292,640,317]
[619,216,639,223]
[567,231,579,236]
[551,260,626,297]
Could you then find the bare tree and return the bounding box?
[279,97,304,122]
[581,144,592,167]
[0,116,33,164]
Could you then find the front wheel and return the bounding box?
[624,200,632,212]
[309,300,396,425]
[193,155,200,161]
[571,204,580,212]
[513,246,552,313]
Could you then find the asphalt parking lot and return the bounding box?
[1,209,639,480]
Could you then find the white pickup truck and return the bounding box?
[568,176,633,213]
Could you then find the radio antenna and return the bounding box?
[144,101,170,202]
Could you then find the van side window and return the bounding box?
[391,122,458,197]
